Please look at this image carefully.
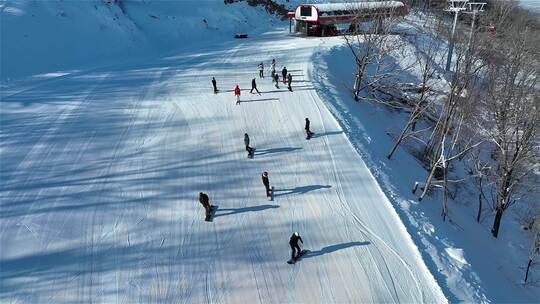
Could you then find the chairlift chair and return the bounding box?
[465,2,486,14]
[445,0,469,12]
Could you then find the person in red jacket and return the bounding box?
[234,84,241,105]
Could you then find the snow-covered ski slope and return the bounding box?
[0,31,446,303]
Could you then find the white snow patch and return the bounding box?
[445,247,469,269]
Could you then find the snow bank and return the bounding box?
[310,30,539,304]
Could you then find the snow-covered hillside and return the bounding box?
[0,0,287,80]
[1,1,538,303]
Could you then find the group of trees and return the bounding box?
[344,0,539,278]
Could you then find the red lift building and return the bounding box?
[289,1,408,36]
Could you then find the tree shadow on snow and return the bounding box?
[303,241,370,259]
[214,204,279,218]
[273,184,331,197]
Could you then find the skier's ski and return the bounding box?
[287,249,309,264]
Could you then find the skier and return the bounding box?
[212,77,218,94]
[270,59,276,77]
[281,67,288,84]
[305,118,314,139]
[261,171,271,197]
[199,192,211,219]
[289,232,304,260]
[258,62,264,78]
[250,78,261,95]
[287,73,293,92]
[234,84,241,105]
[244,133,255,158]
[273,72,280,89]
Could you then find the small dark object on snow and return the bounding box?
[234,34,248,39]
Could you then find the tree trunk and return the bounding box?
[524,259,533,282]
[387,122,411,159]
[476,193,482,223]
[491,207,504,238]
[441,164,448,221]
[354,72,361,101]
[419,158,439,201]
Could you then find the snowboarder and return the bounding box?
[244,133,255,158]
[281,67,288,84]
[270,59,276,77]
[212,77,218,94]
[258,62,264,78]
[199,192,211,219]
[273,73,280,89]
[262,171,272,197]
[250,78,261,95]
[287,73,293,92]
[289,232,304,260]
[305,118,314,139]
[234,84,241,105]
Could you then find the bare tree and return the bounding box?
[344,5,408,102]
[478,14,540,238]
[417,33,486,221]
[387,11,445,160]
[467,150,491,223]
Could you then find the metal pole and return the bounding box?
[445,11,459,71]
[467,11,477,50]
[289,19,292,33]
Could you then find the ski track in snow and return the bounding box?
[0,31,446,303]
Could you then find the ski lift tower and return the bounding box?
[463,2,486,50]
[445,0,469,71]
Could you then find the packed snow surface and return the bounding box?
[0,26,446,303]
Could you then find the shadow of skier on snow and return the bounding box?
[311,130,343,138]
[214,204,279,218]
[255,147,302,156]
[273,184,331,197]
[303,241,371,259]
[243,98,280,103]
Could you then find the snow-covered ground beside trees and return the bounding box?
[310,37,540,303]
[1,0,538,303]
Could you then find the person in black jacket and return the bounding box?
[250,78,261,95]
[211,77,218,94]
[199,192,211,218]
[289,232,303,260]
[244,133,254,157]
[305,118,314,139]
[281,67,288,84]
[262,171,271,197]
[273,73,280,89]
[287,73,293,92]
